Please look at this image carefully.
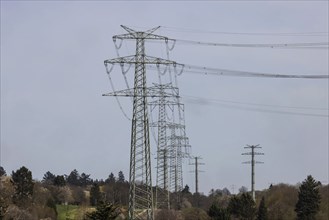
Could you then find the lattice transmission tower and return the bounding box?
[148,83,180,210]
[103,26,182,220]
[169,123,191,209]
[242,144,264,201]
[148,84,190,210]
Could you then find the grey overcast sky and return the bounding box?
[1,1,328,194]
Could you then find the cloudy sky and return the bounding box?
[1,1,328,194]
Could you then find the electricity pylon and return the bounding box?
[170,134,190,189]
[148,84,190,210]
[148,84,191,210]
[242,144,264,201]
[103,26,181,220]
[148,83,180,210]
[189,156,204,194]
[167,101,191,209]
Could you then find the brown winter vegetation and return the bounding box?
[0,167,328,220]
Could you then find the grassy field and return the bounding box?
[56,205,94,220]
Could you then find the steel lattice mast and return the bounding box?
[242,144,264,201]
[103,26,181,220]
[149,87,190,210]
[170,134,189,191]
[167,101,191,208]
[155,87,169,211]
[148,84,180,210]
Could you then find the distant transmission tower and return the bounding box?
[103,26,181,220]
[171,132,190,198]
[189,156,204,194]
[242,144,264,201]
[149,85,190,210]
[167,101,191,208]
[148,83,180,210]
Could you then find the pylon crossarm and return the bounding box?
[167,144,190,148]
[148,85,179,97]
[104,55,135,64]
[166,122,185,129]
[121,26,172,41]
[168,135,188,140]
[149,100,181,105]
[149,122,185,129]
[103,88,133,97]
[113,33,138,40]
[114,33,169,41]
[105,55,183,66]
[103,88,177,98]
[245,144,260,148]
[120,25,138,35]
[254,153,265,155]
[150,83,179,94]
[115,26,170,41]
[145,56,177,65]
[144,26,161,34]
[242,152,252,155]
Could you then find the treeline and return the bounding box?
[0,166,128,219]
[0,166,328,220]
[41,169,126,187]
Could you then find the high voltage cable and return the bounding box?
[183,64,329,79]
[184,97,329,118]
[171,39,329,49]
[127,25,329,49]
[148,65,328,79]
[128,25,328,37]
[126,36,328,50]
[130,37,328,50]
[184,67,328,79]
[160,26,329,37]
[183,95,328,111]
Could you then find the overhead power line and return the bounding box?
[124,31,328,49]
[183,64,329,79]
[148,64,328,79]
[137,37,328,50]
[183,95,328,111]
[171,39,329,49]
[183,96,329,118]
[161,26,329,37]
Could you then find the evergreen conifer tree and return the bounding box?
[208,203,230,220]
[11,166,34,206]
[295,175,321,220]
[257,196,267,220]
[117,171,125,183]
[90,183,102,206]
[228,193,256,220]
[85,202,119,220]
[0,166,6,176]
